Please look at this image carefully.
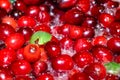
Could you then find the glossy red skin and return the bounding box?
[17,16,36,28]
[23,44,41,62]
[107,37,120,53]
[15,75,32,80]
[77,0,90,12]
[73,51,94,68]
[0,68,13,80]
[2,16,18,29]
[69,25,83,40]
[91,5,104,17]
[33,24,51,33]
[0,48,16,68]
[17,27,33,42]
[23,0,44,5]
[32,61,48,76]
[0,23,15,41]
[45,41,61,57]
[69,72,90,80]
[0,0,11,12]
[36,73,54,80]
[105,73,119,80]
[52,54,74,71]
[64,8,85,25]
[26,6,40,18]
[16,48,24,60]
[37,11,51,23]
[98,13,114,27]
[58,0,77,8]
[39,4,49,12]
[82,16,97,27]
[92,36,107,46]
[60,37,74,49]
[74,38,92,52]
[107,1,119,8]
[81,27,95,38]
[84,63,106,79]
[109,21,120,36]
[5,33,25,50]
[11,60,32,75]
[115,9,120,21]
[13,0,27,12]
[114,55,120,63]
[92,46,113,63]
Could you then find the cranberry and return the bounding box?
[98,13,114,27]
[69,72,90,80]
[73,51,94,68]
[17,27,33,42]
[16,48,24,60]
[36,73,54,80]
[74,38,92,52]
[23,44,41,62]
[0,8,7,19]
[69,25,83,39]
[109,21,120,36]
[64,8,85,25]
[2,16,17,29]
[107,1,119,8]
[0,0,11,12]
[15,75,32,80]
[11,60,32,75]
[0,68,13,80]
[84,63,106,79]
[57,0,77,8]
[107,37,120,53]
[45,41,61,57]
[92,46,113,63]
[39,5,49,12]
[5,33,25,50]
[0,23,15,41]
[26,6,40,18]
[115,9,120,21]
[77,0,90,12]
[32,61,48,76]
[23,0,44,5]
[105,73,119,80]
[51,54,74,71]
[17,16,36,28]
[0,48,16,68]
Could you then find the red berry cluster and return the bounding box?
[0,0,120,80]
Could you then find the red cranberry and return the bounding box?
[5,33,25,50]
[23,0,44,5]
[107,37,120,53]
[26,6,40,18]
[16,48,24,60]
[39,5,49,12]
[60,37,74,49]
[84,63,106,79]
[76,0,90,12]
[69,72,90,80]
[92,46,113,63]
[0,68,13,80]
[23,44,41,62]
[115,9,120,21]
[109,21,120,36]
[69,25,83,39]
[57,0,77,8]
[13,0,27,12]
[36,73,54,80]
[0,0,11,12]
[32,61,48,76]
[37,11,51,23]
[11,60,32,75]
[81,26,95,38]
[17,16,36,28]
[74,38,92,52]
[98,13,114,27]
[114,55,120,63]
[17,27,33,42]
[15,75,32,80]
[64,8,85,25]
[2,16,17,29]
[73,51,94,68]
[45,41,61,57]
[0,23,15,41]
[105,73,119,80]
[0,48,16,68]
[107,1,119,8]
[0,8,7,19]
[51,54,74,71]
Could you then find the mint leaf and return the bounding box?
[30,31,52,45]
[104,62,120,75]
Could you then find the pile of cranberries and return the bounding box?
[0,0,120,80]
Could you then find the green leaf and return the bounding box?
[9,0,16,3]
[30,31,52,45]
[104,62,120,75]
